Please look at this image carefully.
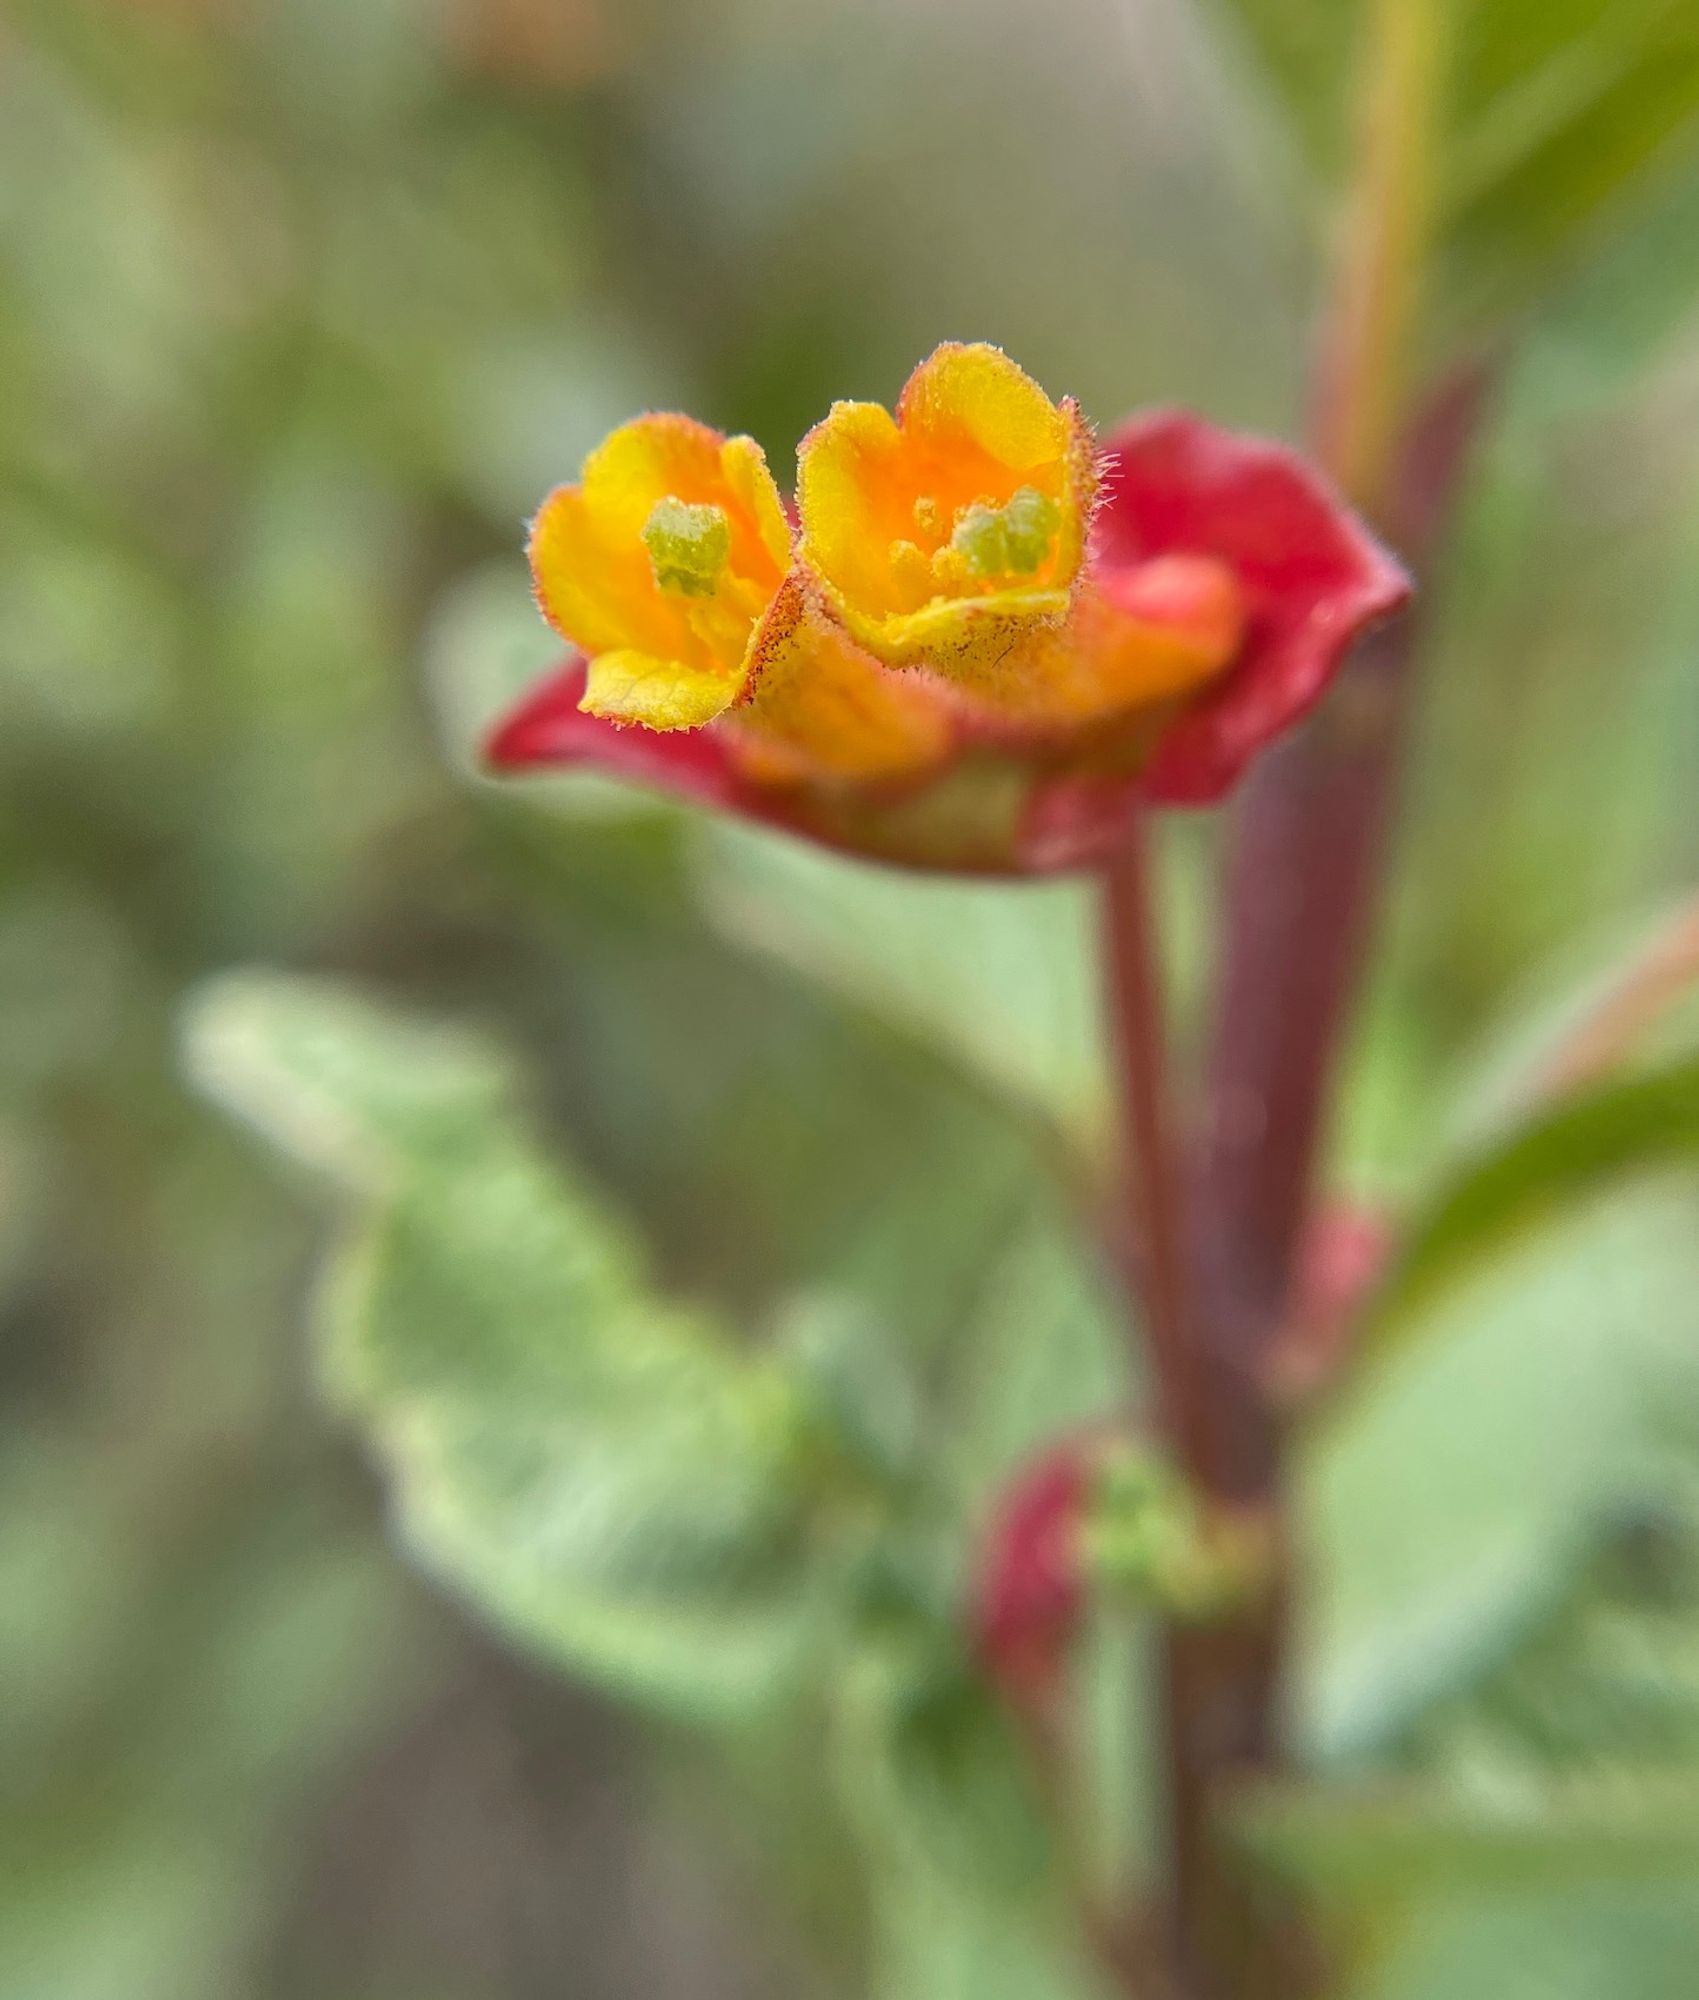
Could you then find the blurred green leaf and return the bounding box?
[1302,1179,1699,1760]
[181,969,516,1190]
[944,1203,1126,1519]
[1363,1883,1699,2000]
[1369,1054,1699,1352]
[184,971,830,1719]
[1213,0,1699,335]
[834,1641,1050,1895]
[1441,898,1699,1150]
[697,828,1108,1149]
[422,559,566,781]
[869,1876,1101,2000]
[1238,1769,1699,1897]
[836,1638,1095,2000]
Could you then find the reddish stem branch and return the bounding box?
[1102,366,1499,1998]
[1102,817,1299,1998]
[1102,815,1215,1479]
[1197,360,1498,1368]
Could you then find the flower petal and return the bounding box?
[529,482,674,661]
[580,649,740,729]
[736,572,956,783]
[897,341,1074,477]
[1095,413,1411,804]
[794,398,908,617]
[720,433,795,573]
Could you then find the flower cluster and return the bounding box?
[487,343,1408,873]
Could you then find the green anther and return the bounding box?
[643,496,731,597]
[1000,485,1062,572]
[948,484,1061,580]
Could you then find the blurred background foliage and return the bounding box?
[2,0,1699,1996]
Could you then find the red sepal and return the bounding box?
[1095,413,1411,805]
[485,658,1038,876]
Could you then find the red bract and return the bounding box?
[484,408,1409,874]
[1097,413,1413,805]
[486,657,1055,876]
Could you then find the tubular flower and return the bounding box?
[527,412,950,782]
[487,347,1410,876]
[795,341,1098,683]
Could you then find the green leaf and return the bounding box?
[1369,1055,1699,1351]
[1236,1770,1699,1898]
[184,971,828,1719]
[941,1199,1127,1519]
[1441,1,1699,335]
[181,969,516,1191]
[1211,0,1699,335]
[1301,1179,1699,1760]
[835,1634,1096,2000]
[834,1642,1051,1894]
[1442,900,1699,1151]
[869,1878,1100,2000]
[1366,1885,1699,2000]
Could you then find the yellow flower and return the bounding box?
[527,413,950,781]
[529,413,790,730]
[796,342,1099,682]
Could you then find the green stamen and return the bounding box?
[643,497,731,597]
[1000,486,1063,571]
[948,484,1061,579]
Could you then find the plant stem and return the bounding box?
[1198,357,1496,1432]
[1313,0,1450,517]
[1102,813,1215,1481]
[1102,819,1301,1998]
[1101,5,1472,1993]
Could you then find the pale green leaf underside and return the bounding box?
[184,971,822,1719]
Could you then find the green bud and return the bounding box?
[1086,1446,1268,1621]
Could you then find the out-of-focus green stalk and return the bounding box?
[1315,0,1451,514]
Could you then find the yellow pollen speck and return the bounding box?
[643,496,731,597]
[912,495,942,538]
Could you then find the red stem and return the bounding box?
[1102,815,1216,1480]
[1102,817,1298,1998]
[1197,360,1498,1364]
[1102,366,1499,1997]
